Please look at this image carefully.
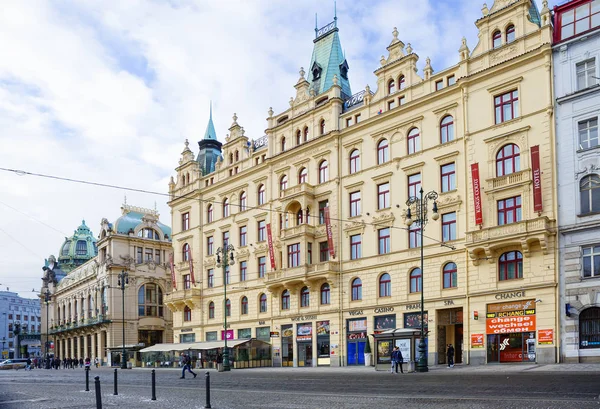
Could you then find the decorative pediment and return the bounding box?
[372,212,396,230]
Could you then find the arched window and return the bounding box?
[443,262,458,289]
[225,299,231,317]
[399,75,406,90]
[223,198,230,217]
[259,293,267,313]
[319,160,329,183]
[281,137,286,152]
[377,139,389,164]
[506,25,515,43]
[296,209,303,225]
[388,79,396,95]
[235,150,239,161]
[296,129,301,145]
[580,175,600,215]
[498,251,523,281]
[300,286,310,307]
[207,204,213,223]
[496,144,520,176]
[229,153,234,164]
[349,149,360,174]
[76,240,87,255]
[351,278,362,301]
[138,284,164,317]
[303,126,309,142]
[281,290,290,310]
[379,273,391,297]
[320,283,330,305]
[208,301,215,319]
[407,128,420,154]
[138,228,160,240]
[239,191,247,211]
[87,294,93,317]
[298,167,308,184]
[440,116,454,143]
[241,296,248,315]
[410,268,422,293]
[182,243,190,261]
[183,306,191,322]
[493,30,502,48]
[186,173,190,185]
[580,307,600,349]
[258,184,266,205]
[182,174,186,186]
[61,240,71,255]
[280,175,288,191]
[320,119,326,135]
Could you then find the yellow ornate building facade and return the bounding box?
[167,0,558,366]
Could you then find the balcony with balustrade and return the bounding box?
[265,261,339,293]
[165,287,202,312]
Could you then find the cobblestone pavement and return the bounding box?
[0,364,599,408]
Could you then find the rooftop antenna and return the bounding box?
[315,13,318,37]
[334,0,337,22]
[210,100,213,119]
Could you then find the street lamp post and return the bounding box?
[405,187,439,373]
[117,270,129,370]
[216,244,235,371]
[43,288,51,369]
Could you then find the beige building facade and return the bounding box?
[167,0,559,366]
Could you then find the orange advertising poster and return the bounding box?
[538,329,554,345]
[486,315,536,334]
[471,333,484,348]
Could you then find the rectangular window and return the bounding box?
[398,96,406,106]
[319,200,329,224]
[145,248,153,261]
[136,247,143,264]
[346,118,353,127]
[183,274,191,289]
[378,228,391,255]
[240,261,247,281]
[182,212,190,231]
[561,3,600,40]
[223,231,229,247]
[494,90,519,124]
[258,220,266,241]
[207,268,214,288]
[577,59,597,90]
[498,196,522,225]
[240,226,247,246]
[435,80,444,91]
[579,118,599,150]
[442,212,457,242]
[319,241,329,262]
[447,75,456,86]
[288,243,301,268]
[207,236,214,255]
[350,234,362,260]
[408,173,422,198]
[155,250,161,264]
[225,265,230,285]
[388,100,396,110]
[409,223,421,248]
[350,191,361,217]
[355,114,361,123]
[258,256,266,278]
[441,163,456,192]
[378,182,390,209]
[583,245,600,278]
[307,243,312,265]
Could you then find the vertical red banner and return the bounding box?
[189,252,195,285]
[324,207,335,259]
[471,163,483,226]
[531,145,543,213]
[169,252,177,290]
[266,223,276,270]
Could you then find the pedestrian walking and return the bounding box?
[84,357,91,370]
[26,357,32,371]
[79,358,84,368]
[395,347,404,373]
[179,353,197,379]
[447,344,455,368]
[94,357,99,368]
[390,347,397,373]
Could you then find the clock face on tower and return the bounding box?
[317,21,336,38]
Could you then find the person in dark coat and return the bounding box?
[395,347,404,374]
[447,344,455,368]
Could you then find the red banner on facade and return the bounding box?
[471,163,483,225]
[324,207,335,259]
[169,252,176,290]
[266,223,276,270]
[531,145,543,213]
[189,252,195,285]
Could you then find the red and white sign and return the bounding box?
[471,334,484,348]
[486,315,536,334]
[266,223,276,270]
[471,163,483,225]
[169,253,176,290]
[538,329,554,345]
[324,207,335,259]
[531,145,543,213]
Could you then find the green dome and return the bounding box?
[57,220,98,273]
[113,205,172,239]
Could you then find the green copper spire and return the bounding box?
[203,101,217,140]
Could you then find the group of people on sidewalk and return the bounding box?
[25,356,100,370]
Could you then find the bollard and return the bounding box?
[85,367,90,391]
[151,369,156,401]
[113,368,118,396]
[94,376,102,409]
[204,371,211,408]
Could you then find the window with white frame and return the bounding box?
[583,245,600,278]
[577,59,597,91]
[579,118,599,150]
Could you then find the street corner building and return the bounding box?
[166,0,566,368]
[40,206,174,366]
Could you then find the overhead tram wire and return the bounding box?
[0,200,70,237]
[0,225,46,260]
[0,167,457,250]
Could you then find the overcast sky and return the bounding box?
[0,0,550,299]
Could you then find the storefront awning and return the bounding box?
[372,328,422,338]
[139,339,259,353]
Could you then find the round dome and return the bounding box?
[114,205,172,239]
[57,220,98,273]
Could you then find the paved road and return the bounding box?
[0,366,599,408]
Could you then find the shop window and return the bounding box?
[320,283,330,305]
[259,293,267,313]
[410,268,422,293]
[443,262,457,289]
[300,286,310,307]
[498,251,523,281]
[351,278,362,301]
[580,307,600,348]
[496,144,520,177]
[379,273,391,297]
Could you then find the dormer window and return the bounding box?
[312,62,322,81]
[339,60,349,80]
[506,25,515,43]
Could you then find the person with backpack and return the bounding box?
[179,352,196,379]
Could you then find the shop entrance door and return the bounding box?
[347,340,365,365]
[487,332,536,363]
[298,343,312,367]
